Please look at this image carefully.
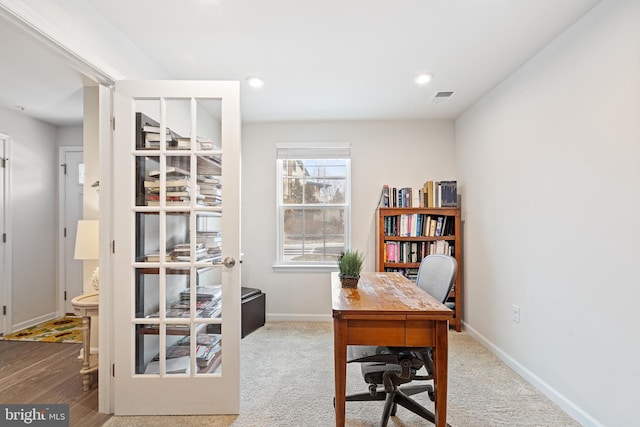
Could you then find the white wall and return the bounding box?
[56,125,83,147]
[455,1,640,426]
[241,120,456,320]
[0,106,59,328]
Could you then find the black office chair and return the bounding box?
[346,254,457,426]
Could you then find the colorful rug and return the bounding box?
[1,316,83,343]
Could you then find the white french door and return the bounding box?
[112,80,241,415]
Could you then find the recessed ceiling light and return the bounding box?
[414,73,433,86]
[247,76,264,88]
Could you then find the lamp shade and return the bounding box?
[74,220,99,260]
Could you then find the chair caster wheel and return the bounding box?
[428,389,435,401]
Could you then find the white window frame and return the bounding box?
[274,142,351,271]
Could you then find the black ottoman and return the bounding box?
[240,287,265,338]
[208,287,265,337]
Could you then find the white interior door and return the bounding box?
[112,80,241,415]
[59,148,84,314]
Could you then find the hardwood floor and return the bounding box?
[0,340,111,427]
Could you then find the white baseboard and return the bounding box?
[463,321,604,427]
[266,313,332,322]
[11,312,58,333]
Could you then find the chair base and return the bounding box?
[346,384,450,427]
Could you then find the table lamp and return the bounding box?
[74,219,99,292]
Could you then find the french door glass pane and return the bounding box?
[132,96,224,377]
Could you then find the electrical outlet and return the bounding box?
[512,304,520,323]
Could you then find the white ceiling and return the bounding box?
[0,0,601,126]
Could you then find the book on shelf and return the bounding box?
[202,195,221,206]
[145,185,197,195]
[385,242,398,263]
[381,180,457,208]
[384,241,453,265]
[145,195,190,202]
[199,175,221,185]
[173,242,206,252]
[144,356,190,375]
[197,344,221,369]
[180,285,222,303]
[174,137,218,151]
[434,216,444,236]
[199,186,221,196]
[378,184,390,207]
[143,128,181,149]
[197,333,221,347]
[146,200,198,206]
[144,131,177,142]
[428,218,437,236]
[148,166,190,178]
[145,252,172,262]
[146,333,222,373]
[172,243,211,261]
[440,180,458,207]
[142,124,169,134]
[423,180,457,207]
[144,178,191,188]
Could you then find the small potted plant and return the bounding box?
[338,250,364,288]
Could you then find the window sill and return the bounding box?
[272,264,338,273]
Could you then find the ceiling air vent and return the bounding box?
[429,91,455,104]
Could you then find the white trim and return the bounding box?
[463,322,605,427]
[0,133,11,336]
[10,312,58,334]
[96,84,113,414]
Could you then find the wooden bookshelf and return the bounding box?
[376,207,462,331]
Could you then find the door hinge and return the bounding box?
[64,291,67,301]
[111,117,115,131]
[63,227,67,238]
[112,364,116,377]
[3,306,6,315]
[0,157,6,168]
[2,233,6,243]
[112,240,115,254]
[61,163,67,175]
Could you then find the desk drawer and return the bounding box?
[405,319,436,346]
[345,319,435,346]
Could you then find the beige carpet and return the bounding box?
[103,322,580,427]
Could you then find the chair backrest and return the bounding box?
[415,254,457,304]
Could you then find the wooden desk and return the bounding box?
[71,292,99,391]
[332,272,452,427]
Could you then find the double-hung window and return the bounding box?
[276,143,351,268]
